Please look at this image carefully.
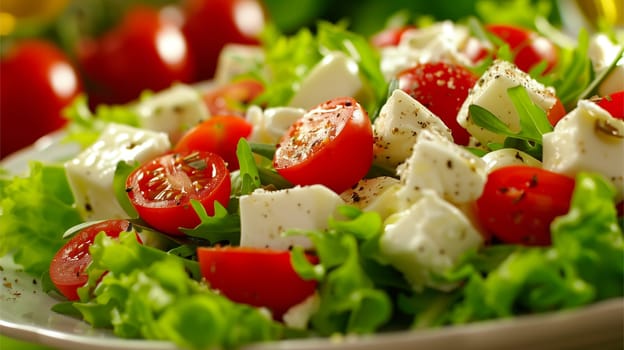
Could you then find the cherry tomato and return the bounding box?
[126,151,231,235]
[197,246,318,319]
[397,62,478,146]
[273,97,374,193]
[485,24,557,74]
[461,36,490,64]
[202,79,265,117]
[49,220,135,301]
[595,90,624,119]
[77,6,194,106]
[475,166,575,246]
[0,40,82,158]
[182,0,266,80]
[370,25,415,48]
[546,97,567,126]
[174,115,253,171]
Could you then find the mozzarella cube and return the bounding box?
[288,52,369,110]
[481,148,542,173]
[543,100,624,201]
[340,176,401,220]
[457,60,559,145]
[134,84,208,143]
[396,130,487,207]
[588,34,624,96]
[282,293,320,330]
[373,89,453,168]
[65,124,171,220]
[246,105,306,144]
[214,44,264,85]
[239,185,345,250]
[379,190,483,291]
[380,21,476,80]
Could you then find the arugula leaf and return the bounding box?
[236,139,261,195]
[179,201,241,246]
[0,162,83,276]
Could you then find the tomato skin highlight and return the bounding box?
[485,24,557,74]
[1,40,83,158]
[49,220,134,301]
[273,97,374,193]
[126,151,231,235]
[595,90,624,119]
[77,6,194,106]
[475,166,575,246]
[397,62,478,145]
[197,246,318,319]
[174,115,253,171]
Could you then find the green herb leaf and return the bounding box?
[179,200,241,246]
[113,161,139,218]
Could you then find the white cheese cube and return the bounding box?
[134,84,208,143]
[214,44,264,85]
[379,21,476,80]
[379,190,483,291]
[456,60,559,145]
[588,34,624,96]
[543,100,624,201]
[239,185,345,250]
[246,105,306,144]
[396,130,487,207]
[65,124,171,220]
[288,52,368,110]
[282,293,320,330]
[373,89,453,168]
[481,148,542,173]
[340,176,401,220]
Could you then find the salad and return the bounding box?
[1,2,624,350]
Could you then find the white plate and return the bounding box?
[1,133,623,350]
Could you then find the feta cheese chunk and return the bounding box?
[379,190,483,291]
[239,185,345,250]
[214,44,264,85]
[282,293,320,330]
[396,130,487,207]
[379,21,477,80]
[65,124,171,220]
[482,148,542,173]
[373,89,453,168]
[457,60,559,145]
[340,176,401,220]
[543,100,624,200]
[246,105,306,144]
[588,34,624,96]
[288,52,369,110]
[134,84,208,143]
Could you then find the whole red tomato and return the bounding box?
[77,6,194,107]
[1,40,82,158]
[182,0,266,80]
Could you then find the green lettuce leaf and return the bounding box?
[0,162,83,276]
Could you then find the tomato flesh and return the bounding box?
[273,97,374,193]
[197,246,318,319]
[397,62,478,145]
[595,90,624,119]
[475,165,575,246]
[126,151,231,235]
[49,220,134,301]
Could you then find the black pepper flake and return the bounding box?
[529,175,538,188]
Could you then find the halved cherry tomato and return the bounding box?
[126,151,231,235]
[475,165,575,246]
[546,97,567,126]
[174,115,253,171]
[78,6,194,106]
[370,25,415,48]
[197,246,318,319]
[202,79,265,117]
[49,220,135,301]
[595,90,624,119]
[397,62,478,145]
[273,97,374,193]
[1,40,82,158]
[485,24,557,74]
